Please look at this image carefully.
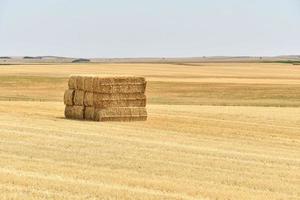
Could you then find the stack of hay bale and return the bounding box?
[64,75,147,121]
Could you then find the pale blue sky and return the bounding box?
[0,0,299,58]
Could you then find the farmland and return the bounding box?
[0,62,300,199]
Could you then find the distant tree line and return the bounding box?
[72,58,90,63]
[23,56,43,59]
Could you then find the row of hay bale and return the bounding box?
[64,76,147,121]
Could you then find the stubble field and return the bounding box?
[0,62,300,199]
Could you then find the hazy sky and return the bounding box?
[0,0,299,58]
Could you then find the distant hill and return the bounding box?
[0,55,299,64]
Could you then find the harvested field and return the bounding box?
[0,62,300,199]
[0,63,300,106]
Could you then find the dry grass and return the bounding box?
[0,102,299,199]
[0,63,300,199]
[0,63,300,106]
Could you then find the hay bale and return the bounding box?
[93,76,145,85]
[85,107,95,120]
[93,93,140,105]
[84,76,94,92]
[84,92,94,106]
[76,76,85,90]
[111,76,145,84]
[74,90,85,106]
[111,84,146,93]
[64,106,73,118]
[96,107,147,118]
[64,76,148,122]
[93,99,146,108]
[130,107,148,116]
[65,106,85,120]
[64,89,75,106]
[68,76,77,89]
[93,93,146,101]
[95,107,147,122]
[93,93,146,108]
[92,77,146,94]
[93,84,146,94]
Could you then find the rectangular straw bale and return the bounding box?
[76,76,85,90]
[95,107,147,121]
[110,77,145,84]
[84,76,94,92]
[64,106,73,119]
[112,83,146,93]
[64,89,75,106]
[92,76,146,93]
[65,106,85,120]
[68,76,77,89]
[130,107,148,116]
[93,83,146,94]
[95,107,147,117]
[93,93,146,101]
[73,106,85,120]
[85,107,95,121]
[93,77,145,85]
[74,90,85,106]
[93,99,146,108]
[84,92,94,106]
